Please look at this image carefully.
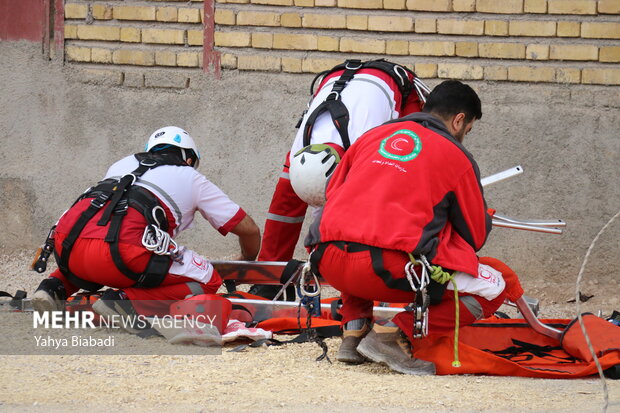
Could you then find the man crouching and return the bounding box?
[305,81,507,374]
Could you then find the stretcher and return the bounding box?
[0,260,562,342]
[209,165,565,340]
[211,260,562,341]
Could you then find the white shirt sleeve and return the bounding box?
[192,173,244,235]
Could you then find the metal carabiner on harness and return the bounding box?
[392,64,408,88]
[139,159,158,167]
[405,256,431,339]
[298,261,321,318]
[151,206,165,228]
[141,224,178,256]
[299,262,321,298]
[413,77,431,104]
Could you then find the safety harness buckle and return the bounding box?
[114,199,129,215]
[90,192,110,209]
[139,159,158,167]
[344,59,363,70]
[136,273,147,286]
[326,91,340,101]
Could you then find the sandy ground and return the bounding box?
[0,251,619,412]
[0,41,619,411]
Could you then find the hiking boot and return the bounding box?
[357,324,436,375]
[32,278,67,313]
[337,319,371,364]
[92,289,145,334]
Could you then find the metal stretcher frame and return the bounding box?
[210,260,564,341]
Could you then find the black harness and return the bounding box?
[299,59,419,151]
[55,152,189,291]
[308,241,448,305]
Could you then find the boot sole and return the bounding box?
[357,339,435,376]
[32,290,62,313]
[92,299,142,334]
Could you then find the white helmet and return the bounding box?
[145,126,201,167]
[289,144,341,207]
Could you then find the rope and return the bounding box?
[427,265,461,368]
[575,209,619,413]
[296,278,331,363]
[447,276,461,368]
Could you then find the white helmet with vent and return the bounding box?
[145,126,201,167]
[289,144,341,207]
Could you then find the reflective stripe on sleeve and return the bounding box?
[266,213,305,224]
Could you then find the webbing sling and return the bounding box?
[55,153,188,291]
[301,59,418,150]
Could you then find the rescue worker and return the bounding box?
[305,80,508,374]
[32,126,261,331]
[252,59,426,299]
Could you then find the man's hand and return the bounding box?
[230,215,261,261]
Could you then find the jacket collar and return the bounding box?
[388,112,475,161]
[398,112,454,141]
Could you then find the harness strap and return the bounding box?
[302,59,363,150]
[368,245,413,291]
[97,174,134,226]
[304,58,416,114]
[317,241,414,291]
[57,193,110,291]
[54,153,187,291]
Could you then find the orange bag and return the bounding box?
[561,313,620,363]
[412,316,620,378]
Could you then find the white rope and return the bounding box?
[575,209,619,413]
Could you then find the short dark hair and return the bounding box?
[422,80,482,123]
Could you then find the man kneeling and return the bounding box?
[32,126,260,331]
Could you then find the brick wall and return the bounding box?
[64,0,205,87]
[63,0,620,85]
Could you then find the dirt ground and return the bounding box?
[0,42,619,411]
[1,251,619,413]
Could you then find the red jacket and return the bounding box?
[307,113,492,276]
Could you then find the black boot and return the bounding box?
[32,278,67,313]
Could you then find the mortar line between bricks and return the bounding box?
[215,47,616,68]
